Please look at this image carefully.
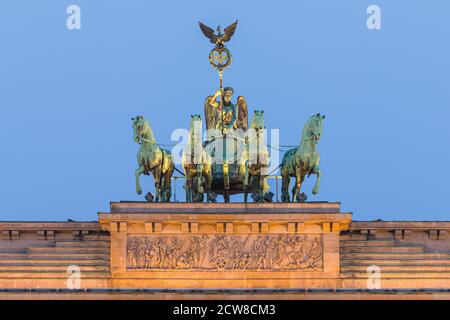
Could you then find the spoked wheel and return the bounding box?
[215,257,228,270]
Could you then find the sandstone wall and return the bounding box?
[0,205,449,299]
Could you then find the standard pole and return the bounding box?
[219,71,230,202]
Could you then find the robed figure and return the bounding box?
[204,87,248,136]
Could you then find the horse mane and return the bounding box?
[144,119,157,143]
[299,114,324,151]
[299,115,316,146]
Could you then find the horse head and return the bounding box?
[250,110,266,130]
[132,115,152,144]
[189,114,203,143]
[303,113,325,145]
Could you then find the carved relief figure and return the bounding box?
[127,234,323,271]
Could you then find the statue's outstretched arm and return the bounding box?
[209,89,221,106]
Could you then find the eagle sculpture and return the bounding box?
[199,20,238,46]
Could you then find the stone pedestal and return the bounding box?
[98,202,352,289]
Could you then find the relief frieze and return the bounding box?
[126,234,323,271]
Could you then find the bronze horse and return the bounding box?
[182,115,213,202]
[132,115,174,202]
[245,110,270,202]
[281,113,325,202]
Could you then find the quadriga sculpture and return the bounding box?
[132,115,175,202]
[245,110,270,202]
[182,114,213,202]
[281,113,325,202]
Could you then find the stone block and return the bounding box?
[394,229,403,239]
[119,222,127,233]
[323,222,331,233]
[217,222,225,233]
[110,222,118,232]
[181,223,189,233]
[430,230,439,240]
[191,222,198,233]
[332,222,340,233]
[260,223,268,233]
[288,223,296,233]
[1,231,9,240]
[403,230,411,240]
[154,222,162,233]
[10,230,19,240]
[46,230,55,240]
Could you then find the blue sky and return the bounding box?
[0,0,449,221]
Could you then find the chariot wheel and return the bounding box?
[215,257,228,270]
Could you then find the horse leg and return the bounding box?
[244,174,249,203]
[293,173,306,202]
[164,171,172,202]
[311,166,321,195]
[185,172,192,203]
[153,167,162,202]
[281,175,290,202]
[187,170,196,203]
[291,185,297,201]
[243,160,249,203]
[160,179,165,202]
[185,179,192,203]
[292,172,302,202]
[205,167,212,203]
[259,174,265,202]
[195,165,203,202]
[135,165,145,195]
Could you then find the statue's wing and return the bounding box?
[199,21,217,44]
[236,95,248,131]
[223,20,238,42]
[204,96,216,131]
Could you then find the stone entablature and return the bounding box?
[2,203,450,298]
[0,222,102,241]
[98,202,351,289]
[350,221,450,241]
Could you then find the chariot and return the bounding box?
[131,20,325,203]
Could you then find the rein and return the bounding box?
[141,137,157,144]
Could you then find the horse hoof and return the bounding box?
[264,192,274,203]
[208,192,218,203]
[299,193,307,202]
